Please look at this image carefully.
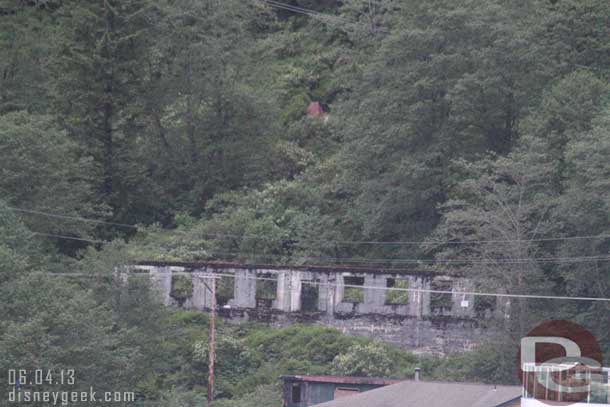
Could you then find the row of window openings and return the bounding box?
[168,274,497,313]
[168,274,411,308]
[255,276,415,307]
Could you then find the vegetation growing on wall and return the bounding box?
[171,275,194,305]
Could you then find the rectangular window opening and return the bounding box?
[474,294,495,317]
[256,273,277,302]
[385,278,409,305]
[170,274,193,306]
[301,280,319,312]
[343,276,364,304]
[215,275,234,307]
[430,279,453,315]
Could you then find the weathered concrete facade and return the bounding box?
[131,262,499,355]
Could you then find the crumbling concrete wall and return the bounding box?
[191,271,216,310]
[218,308,492,355]
[275,270,312,312]
[131,262,497,355]
[143,265,174,306]
[231,268,257,308]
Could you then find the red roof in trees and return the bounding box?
[307,101,327,118]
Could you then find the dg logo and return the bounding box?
[518,320,608,405]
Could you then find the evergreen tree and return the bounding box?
[51,0,158,223]
[135,0,278,217]
[0,112,100,240]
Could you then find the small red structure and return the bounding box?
[307,101,328,119]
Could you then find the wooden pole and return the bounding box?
[207,276,216,406]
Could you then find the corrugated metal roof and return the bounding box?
[281,375,403,386]
[311,380,522,407]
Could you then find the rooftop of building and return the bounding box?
[311,379,522,407]
[281,374,403,386]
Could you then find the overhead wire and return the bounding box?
[35,269,610,303]
[260,0,351,22]
[12,205,610,246]
[257,0,390,34]
[27,232,610,266]
[31,232,108,244]
[8,207,138,229]
[13,206,610,266]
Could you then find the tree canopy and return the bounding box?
[2,0,610,402]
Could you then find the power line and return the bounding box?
[303,235,610,246]
[29,229,610,265]
[34,270,610,303]
[260,0,351,23]
[203,250,610,265]
[27,230,610,267]
[15,207,610,266]
[9,207,138,230]
[31,232,108,244]
[208,271,610,303]
[257,0,389,34]
[26,231,610,267]
[12,205,610,247]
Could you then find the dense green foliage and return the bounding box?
[2,0,610,404]
[0,203,516,404]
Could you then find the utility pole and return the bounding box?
[205,275,217,407]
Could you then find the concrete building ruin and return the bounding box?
[131,261,503,355]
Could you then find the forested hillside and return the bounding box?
[2,0,610,405]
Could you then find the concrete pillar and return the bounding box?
[363,274,387,312]
[407,276,421,317]
[318,273,344,314]
[496,290,511,321]
[318,273,330,312]
[451,278,475,317]
[421,278,431,316]
[407,276,431,317]
[275,270,291,311]
[289,272,304,312]
[191,271,216,310]
[274,270,306,312]
[149,266,172,306]
[232,268,256,308]
[335,273,344,304]
[114,266,129,284]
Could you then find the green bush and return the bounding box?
[343,287,364,303]
[385,279,409,305]
[171,275,194,304]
